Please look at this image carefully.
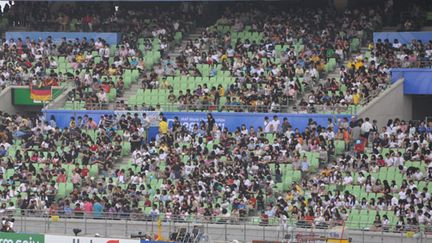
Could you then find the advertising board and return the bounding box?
[44,235,138,243]
[0,232,44,243]
[46,109,349,132]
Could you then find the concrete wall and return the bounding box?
[411,95,432,120]
[0,85,70,115]
[358,79,412,129]
[45,86,73,109]
[0,86,18,114]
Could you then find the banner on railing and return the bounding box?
[45,110,350,132]
[45,235,139,243]
[116,111,349,132]
[390,68,432,94]
[5,32,120,45]
[0,232,45,243]
[43,110,115,129]
[13,87,63,106]
[373,31,432,44]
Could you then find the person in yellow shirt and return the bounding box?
[294,183,304,195]
[159,117,168,135]
[69,117,76,129]
[218,84,225,97]
[311,54,320,63]
[354,59,364,70]
[316,61,325,73]
[76,52,85,63]
[285,191,294,202]
[220,53,228,63]
[160,142,169,152]
[160,78,171,89]
[352,91,361,105]
[108,64,117,75]
[346,58,355,70]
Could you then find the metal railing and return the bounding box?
[62,102,360,115]
[5,210,432,243]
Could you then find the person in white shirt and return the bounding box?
[343,173,353,185]
[96,89,107,103]
[384,154,394,167]
[103,46,110,59]
[394,152,404,166]
[398,189,407,200]
[269,116,280,133]
[361,117,373,140]
[392,39,402,49]
[414,170,423,180]
[263,117,271,133]
[0,141,10,151]
[94,39,103,49]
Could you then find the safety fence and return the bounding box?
[3,210,432,243]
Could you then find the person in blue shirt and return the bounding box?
[418,122,426,133]
[150,204,159,220]
[0,145,7,157]
[209,67,218,77]
[130,57,138,67]
[93,199,104,218]
[64,202,74,217]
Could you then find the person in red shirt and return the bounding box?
[57,171,67,183]
[83,199,93,214]
[25,60,32,68]
[74,203,83,216]
[226,177,234,186]
[144,194,152,208]
[260,211,269,225]
[89,143,98,152]
[102,81,110,93]
[304,212,315,226]
[248,196,257,209]
[81,165,89,177]
[377,155,385,167]
[87,118,98,130]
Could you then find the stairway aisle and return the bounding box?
[111,28,205,110]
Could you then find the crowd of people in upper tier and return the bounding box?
[2,2,432,114]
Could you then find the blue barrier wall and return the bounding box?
[390,69,405,84]
[390,68,432,94]
[161,112,347,132]
[44,110,350,133]
[373,32,432,44]
[6,32,120,45]
[44,110,115,129]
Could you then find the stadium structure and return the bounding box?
[0,0,431,243]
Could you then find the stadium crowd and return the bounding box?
[2,2,432,114]
[0,110,431,232]
[0,3,198,110]
[0,0,431,235]
[140,6,383,113]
